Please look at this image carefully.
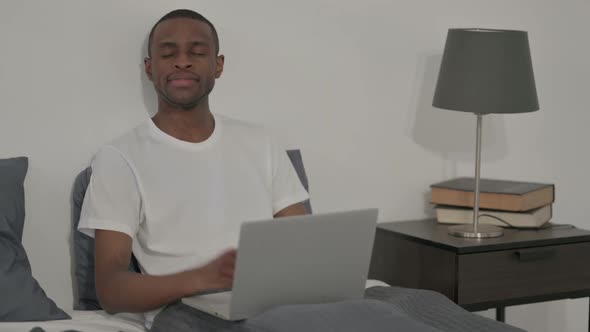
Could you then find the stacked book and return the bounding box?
[430,177,555,229]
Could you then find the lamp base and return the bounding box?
[448,224,504,238]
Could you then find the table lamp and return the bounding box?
[432,28,539,238]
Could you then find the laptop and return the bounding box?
[181,208,378,321]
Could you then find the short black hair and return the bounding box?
[147,9,219,57]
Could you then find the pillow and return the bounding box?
[286,149,312,213]
[71,149,312,310]
[71,166,100,310]
[0,157,70,321]
[0,157,28,240]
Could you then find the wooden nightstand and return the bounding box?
[368,219,590,330]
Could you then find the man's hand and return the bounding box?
[188,249,237,294]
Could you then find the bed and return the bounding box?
[0,281,524,332]
[0,154,524,332]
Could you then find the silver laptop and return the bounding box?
[181,208,378,321]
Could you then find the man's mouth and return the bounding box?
[168,73,199,88]
[168,78,197,88]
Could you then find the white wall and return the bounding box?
[1,1,589,330]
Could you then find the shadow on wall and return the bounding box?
[408,53,510,217]
[140,35,158,117]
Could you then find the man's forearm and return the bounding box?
[97,269,199,314]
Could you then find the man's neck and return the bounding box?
[152,102,215,143]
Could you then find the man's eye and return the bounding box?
[161,54,174,58]
[191,52,206,56]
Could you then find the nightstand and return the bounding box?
[368,219,590,330]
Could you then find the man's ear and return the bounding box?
[215,55,225,79]
[144,57,153,81]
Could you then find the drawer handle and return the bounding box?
[515,249,556,261]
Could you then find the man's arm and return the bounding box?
[94,229,236,314]
[274,202,308,218]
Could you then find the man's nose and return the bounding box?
[174,54,192,69]
[174,62,192,70]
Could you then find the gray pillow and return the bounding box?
[286,150,312,213]
[71,167,103,310]
[0,157,28,240]
[0,157,70,321]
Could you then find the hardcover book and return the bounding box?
[430,177,554,212]
[435,204,552,228]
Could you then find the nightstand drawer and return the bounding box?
[457,242,590,305]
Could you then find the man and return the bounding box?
[78,9,309,329]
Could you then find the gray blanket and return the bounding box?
[28,287,525,332]
[148,286,525,332]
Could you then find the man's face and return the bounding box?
[145,18,224,109]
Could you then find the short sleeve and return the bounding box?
[78,146,141,239]
[270,138,310,214]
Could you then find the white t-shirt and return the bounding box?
[78,113,309,327]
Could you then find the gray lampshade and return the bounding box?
[433,28,539,114]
